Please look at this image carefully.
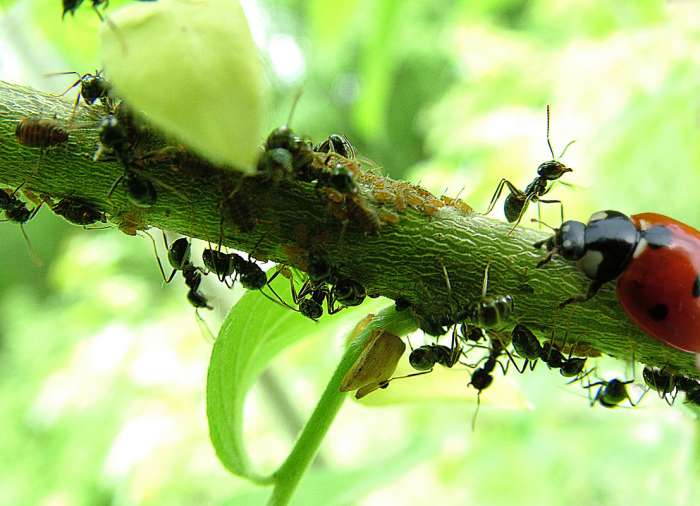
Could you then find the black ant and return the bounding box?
[62,0,108,20]
[259,93,317,183]
[394,297,412,312]
[538,335,591,382]
[99,114,157,208]
[317,161,358,196]
[0,185,43,263]
[294,279,342,320]
[456,263,514,328]
[468,338,507,430]
[641,367,678,405]
[408,327,461,372]
[202,248,238,287]
[51,70,112,114]
[484,105,574,234]
[585,378,636,408]
[148,234,212,310]
[52,197,106,226]
[331,277,366,307]
[306,251,334,283]
[507,323,542,372]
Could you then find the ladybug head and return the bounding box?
[536,160,572,180]
[534,219,586,267]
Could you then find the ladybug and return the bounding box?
[535,210,700,353]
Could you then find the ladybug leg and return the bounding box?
[534,247,557,268]
[559,280,602,309]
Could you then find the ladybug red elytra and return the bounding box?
[535,210,700,353]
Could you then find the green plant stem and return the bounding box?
[267,307,417,506]
[1,81,698,376]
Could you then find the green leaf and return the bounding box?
[101,0,263,171]
[206,275,391,483]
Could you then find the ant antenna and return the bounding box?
[481,261,491,298]
[286,88,304,127]
[558,140,576,160]
[530,217,557,232]
[471,394,482,432]
[546,104,554,160]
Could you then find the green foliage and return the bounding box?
[4,0,700,504]
[207,273,416,503]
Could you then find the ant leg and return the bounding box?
[106,174,124,202]
[559,281,602,309]
[506,194,533,236]
[534,248,558,268]
[142,230,176,283]
[484,178,509,216]
[195,309,216,343]
[621,379,636,407]
[538,198,564,225]
[28,201,44,221]
[583,382,605,407]
[19,224,43,267]
[566,366,596,385]
[503,348,528,374]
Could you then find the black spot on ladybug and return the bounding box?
[648,303,669,321]
[693,275,700,298]
[644,226,672,249]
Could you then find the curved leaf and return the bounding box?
[206,275,390,482]
[101,0,263,171]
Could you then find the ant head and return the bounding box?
[534,220,586,262]
[315,134,356,159]
[329,163,357,194]
[265,126,299,151]
[536,160,572,180]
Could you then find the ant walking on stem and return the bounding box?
[484,105,575,234]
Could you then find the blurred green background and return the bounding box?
[1,0,700,504]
